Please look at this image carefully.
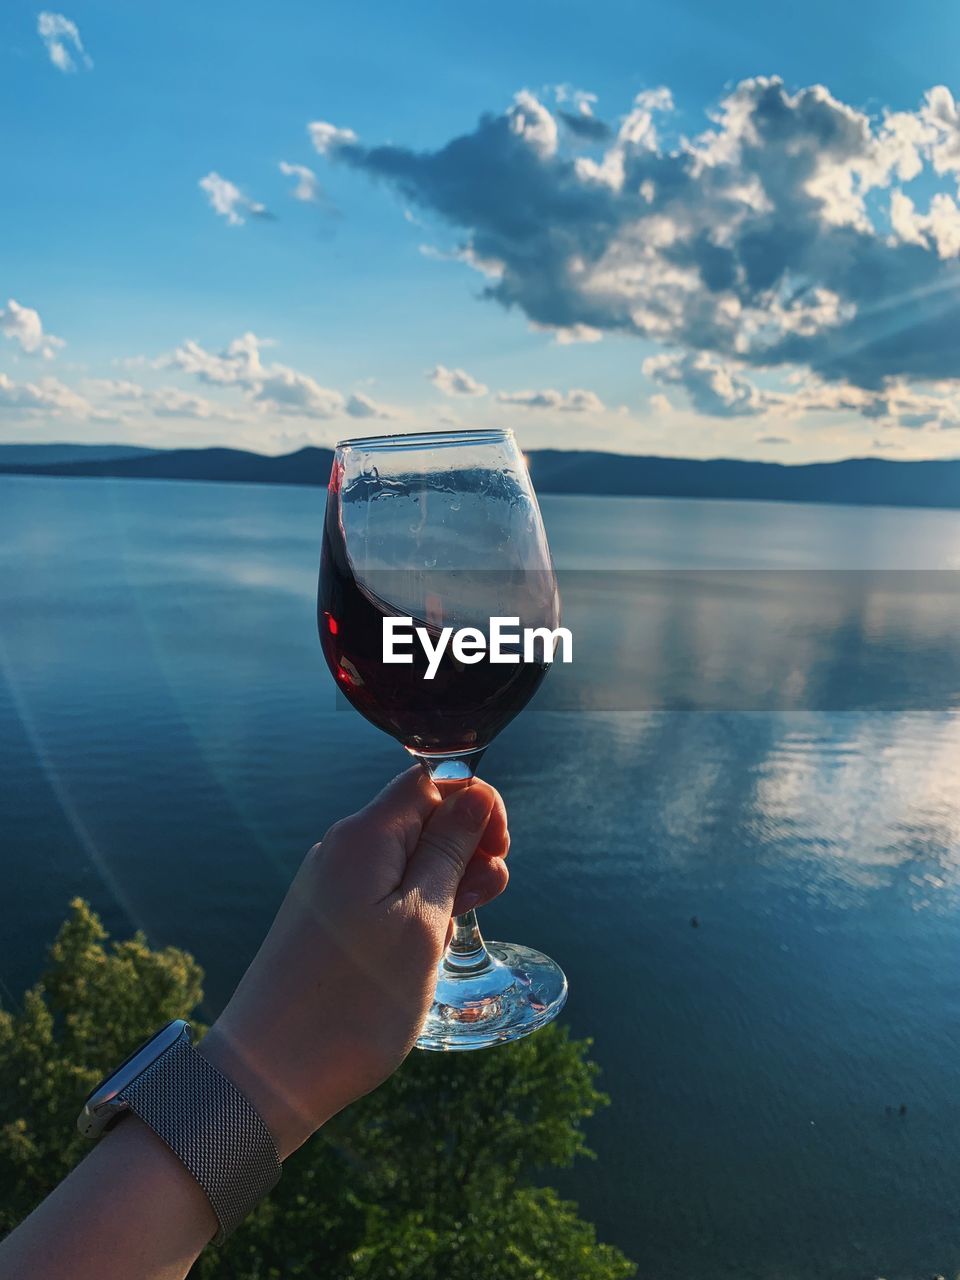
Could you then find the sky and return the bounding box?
[6,0,960,461]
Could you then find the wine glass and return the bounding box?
[317,428,567,1051]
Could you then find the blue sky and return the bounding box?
[5,0,960,460]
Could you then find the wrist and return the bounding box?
[112,1112,221,1242]
[198,1023,314,1161]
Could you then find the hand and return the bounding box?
[199,767,509,1158]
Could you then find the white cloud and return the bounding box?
[252,366,344,418]
[530,320,603,345]
[0,299,64,359]
[325,78,960,423]
[554,324,603,345]
[919,86,960,178]
[308,122,358,155]
[199,172,268,226]
[508,91,559,159]
[418,243,504,279]
[642,353,960,431]
[792,376,960,431]
[82,378,146,399]
[279,161,321,203]
[428,364,488,397]
[554,85,599,117]
[496,387,605,412]
[575,87,673,188]
[168,333,345,420]
[643,352,774,417]
[889,188,960,258]
[0,372,91,416]
[345,391,393,419]
[150,387,231,420]
[169,332,265,385]
[37,11,91,72]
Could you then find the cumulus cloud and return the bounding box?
[0,299,64,359]
[0,372,91,416]
[428,364,488,397]
[530,320,603,344]
[345,391,393,419]
[554,86,599,114]
[558,112,612,142]
[82,378,146,399]
[167,332,346,419]
[314,79,960,426]
[640,350,960,429]
[151,387,226,420]
[496,387,605,412]
[252,366,344,418]
[279,161,322,203]
[37,12,91,72]
[308,121,359,155]
[889,188,960,258]
[199,172,269,226]
[418,242,504,278]
[795,377,960,431]
[643,352,773,417]
[554,86,611,142]
[170,332,266,385]
[509,90,559,159]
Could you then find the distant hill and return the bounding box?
[0,446,332,486]
[527,450,960,509]
[0,443,158,466]
[3,443,960,511]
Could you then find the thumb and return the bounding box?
[402,784,496,911]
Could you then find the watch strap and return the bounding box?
[120,1031,281,1243]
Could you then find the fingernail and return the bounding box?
[458,891,482,912]
[451,786,492,829]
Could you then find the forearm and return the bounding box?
[0,1117,216,1280]
[0,772,506,1279]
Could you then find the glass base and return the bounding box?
[416,940,568,1052]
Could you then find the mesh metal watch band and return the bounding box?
[120,1031,281,1243]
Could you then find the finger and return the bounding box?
[475,788,509,860]
[354,765,441,855]
[452,856,509,916]
[401,782,497,910]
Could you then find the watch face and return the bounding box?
[83,1021,189,1104]
[79,1020,190,1137]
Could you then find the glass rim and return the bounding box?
[334,427,515,452]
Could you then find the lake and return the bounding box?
[4,473,960,1279]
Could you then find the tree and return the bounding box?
[0,900,635,1280]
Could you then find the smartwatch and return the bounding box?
[77,1019,281,1243]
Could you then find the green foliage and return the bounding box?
[0,898,203,1229]
[349,1190,635,1280]
[0,901,634,1280]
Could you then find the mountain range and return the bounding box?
[2,442,960,510]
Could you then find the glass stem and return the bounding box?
[445,908,492,974]
[411,748,495,977]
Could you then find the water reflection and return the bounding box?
[6,476,960,1277]
[549,570,960,712]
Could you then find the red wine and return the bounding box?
[318,493,550,756]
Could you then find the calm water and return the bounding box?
[5,475,960,1278]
